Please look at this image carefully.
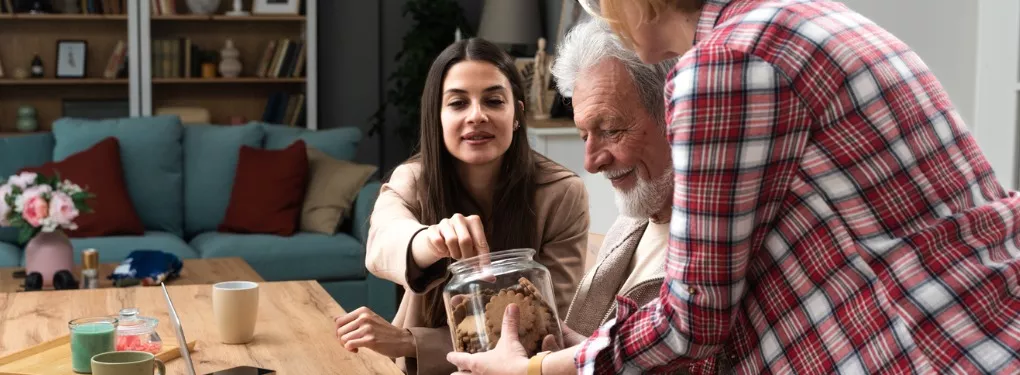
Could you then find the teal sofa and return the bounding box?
[0,116,395,320]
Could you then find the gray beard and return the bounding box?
[615,167,672,219]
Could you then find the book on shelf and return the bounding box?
[262,92,306,127]
[103,40,128,79]
[256,38,306,79]
[0,0,125,14]
[151,0,178,15]
[83,0,126,14]
[152,38,199,78]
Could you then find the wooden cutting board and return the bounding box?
[0,334,196,375]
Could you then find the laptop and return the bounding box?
[161,282,198,375]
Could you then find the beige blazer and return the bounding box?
[564,217,665,337]
[365,159,589,375]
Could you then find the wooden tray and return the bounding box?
[0,335,196,375]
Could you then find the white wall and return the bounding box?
[529,129,619,235]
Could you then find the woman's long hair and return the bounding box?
[399,37,545,328]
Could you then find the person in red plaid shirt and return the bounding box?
[447,0,1020,374]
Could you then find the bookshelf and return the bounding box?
[0,1,132,133]
[0,0,316,133]
[141,0,316,128]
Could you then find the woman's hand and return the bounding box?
[447,304,530,375]
[411,213,490,268]
[333,307,415,359]
[541,321,587,351]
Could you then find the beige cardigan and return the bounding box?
[564,217,664,337]
[565,217,737,374]
[365,160,589,375]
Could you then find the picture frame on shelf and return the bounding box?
[56,40,87,78]
[252,0,300,15]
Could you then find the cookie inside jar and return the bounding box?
[444,249,563,357]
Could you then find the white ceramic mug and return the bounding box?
[212,281,259,344]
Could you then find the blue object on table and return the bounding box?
[108,250,183,287]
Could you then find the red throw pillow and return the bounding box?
[219,140,309,236]
[20,137,145,237]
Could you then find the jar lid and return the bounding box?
[115,308,158,336]
[448,248,537,274]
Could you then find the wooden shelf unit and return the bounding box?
[5,14,127,20]
[144,0,314,127]
[0,78,128,85]
[0,10,129,133]
[0,0,316,130]
[152,77,306,84]
[151,14,305,22]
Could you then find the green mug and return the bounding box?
[90,351,166,375]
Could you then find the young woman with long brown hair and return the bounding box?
[332,37,589,375]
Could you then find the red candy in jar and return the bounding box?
[114,308,163,354]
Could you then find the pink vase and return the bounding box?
[24,230,74,287]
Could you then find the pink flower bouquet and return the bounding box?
[0,172,94,244]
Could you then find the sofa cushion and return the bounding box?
[0,133,54,245]
[52,116,184,236]
[183,124,265,237]
[0,133,54,179]
[0,241,20,267]
[219,140,308,236]
[0,228,16,244]
[261,124,361,161]
[61,231,199,265]
[301,147,377,235]
[21,138,146,238]
[191,232,365,281]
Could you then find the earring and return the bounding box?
[514,121,519,130]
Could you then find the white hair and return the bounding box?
[550,17,676,128]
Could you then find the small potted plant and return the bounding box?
[0,171,94,287]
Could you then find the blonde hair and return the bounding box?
[585,0,704,48]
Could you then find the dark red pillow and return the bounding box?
[20,137,145,238]
[219,140,309,236]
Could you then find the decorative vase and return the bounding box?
[24,230,74,288]
[186,0,220,15]
[16,105,38,132]
[225,0,249,16]
[218,39,242,78]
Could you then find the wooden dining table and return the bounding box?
[0,280,403,374]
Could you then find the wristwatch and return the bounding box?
[528,351,552,375]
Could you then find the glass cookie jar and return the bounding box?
[443,248,563,357]
[114,308,163,354]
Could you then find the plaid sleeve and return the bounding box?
[575,46,815,374]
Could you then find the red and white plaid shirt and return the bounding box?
[576,0,1020,373]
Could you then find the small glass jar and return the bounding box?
[443,248,563,356]
[69,316,118,374]
[114,308,162,354]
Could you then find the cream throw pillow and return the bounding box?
[301,147,377,234]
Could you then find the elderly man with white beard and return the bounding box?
[447,17,736,375]
[552,17,676,340]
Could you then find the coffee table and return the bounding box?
[0,257,264,293]
[0,280,403,374]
